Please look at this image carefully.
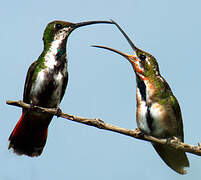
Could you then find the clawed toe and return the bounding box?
[56,107,62,117]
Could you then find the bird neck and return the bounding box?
[136,74,172,106]
[41,36,68,70]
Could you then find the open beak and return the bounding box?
[109,19,138,52]
[91,20,140,64]
[91,45,138,64]
[92,19,145,67]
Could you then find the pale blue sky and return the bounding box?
[1,0,201,179]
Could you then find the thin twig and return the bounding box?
[6,100,201,156]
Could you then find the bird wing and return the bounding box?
[23,60,38,103]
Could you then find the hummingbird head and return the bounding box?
[43,20,113,46]
[92,20,160,80]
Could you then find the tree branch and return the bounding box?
[6,100,201,156]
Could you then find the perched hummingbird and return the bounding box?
[92,20,189,174]
[9,20,113,157]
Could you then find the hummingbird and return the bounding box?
[8,20,113,157]
[92,20,189,174]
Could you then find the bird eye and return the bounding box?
[55,23,62,29]
[139,54,146,61]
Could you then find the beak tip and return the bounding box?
[109,19,117,24]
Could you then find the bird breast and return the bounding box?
[136,85,169,138]
[30,66,66,107]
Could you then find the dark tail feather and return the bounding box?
[152,143,189,174]
[8,112,50,157]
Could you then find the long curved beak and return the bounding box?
[72,20,113,29]
[91,45,138,64]
[91,20,139,63]
[110,19,138,52]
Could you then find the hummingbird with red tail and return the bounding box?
[9,20,113,157]
[92,20,189,174]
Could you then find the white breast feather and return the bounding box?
[31,70,46,95]
[150,103,165,136]
[44,28,68,69]
[30,29,68,106]
[138,101,151,134]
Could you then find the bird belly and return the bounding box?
[30,68,65,108]
[137,101,168,137]
[137,101,151,134]
[149,103,167,137]
[49,71,64,106]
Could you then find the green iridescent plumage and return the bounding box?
[92,20,189,174]
[9,19,114,157]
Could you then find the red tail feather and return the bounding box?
[8,112,51,157]
[9,113,25,139]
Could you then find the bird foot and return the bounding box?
[30,103,34,108]
[29,103,35,111]
[138,130,146,138]
[166,136,178,145]
[56,107,62,117]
